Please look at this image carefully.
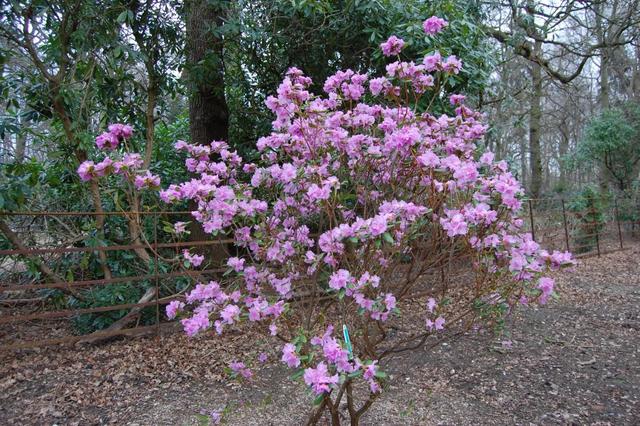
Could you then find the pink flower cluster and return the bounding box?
[380,35,405,57]
[283,326,383,395]
[77,124,160,189]
[128,16,572,405]
[95,124,132,150]
[423,16,448,35]
[229,361,253,379]
[160,39,573,398]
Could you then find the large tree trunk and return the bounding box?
[529,39,544,199]
[185,0,231,263]
[186,0,229,144]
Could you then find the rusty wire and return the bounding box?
[1,204,638,351]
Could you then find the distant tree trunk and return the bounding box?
[516,124,528,186]
[14,133,26,164]
[595,3,611,191]
[529,39,544,199]
[185,0,230,263]
[632,45,640,101]
[558,122,570,192]
[598,45,610,109]
[142,75,157,168]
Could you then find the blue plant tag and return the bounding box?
[343,324,353,360]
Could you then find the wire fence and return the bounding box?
[0,198,638,351]
[0,210,227,351]
[522,197,639,257]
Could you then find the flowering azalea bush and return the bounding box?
[79,16,573,425]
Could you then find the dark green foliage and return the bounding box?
[225,0,493,154]
[70,283,156,334]
[571,103,640,192]
[568,186,608,253]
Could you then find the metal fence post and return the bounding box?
[614,198,624,249]
[153,212,160,338]
[594,212,601,257]
[561,199,570,252]
[528,199,536,242]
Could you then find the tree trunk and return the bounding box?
[632,44,640,101]
[558,123,570,192]
[529,40,543,199]
[186,0,229,144]
[595,1,612,192]
[14,133,26,164]
[517,124,528,187]
[185,0,230,263]
[143,78,157,168]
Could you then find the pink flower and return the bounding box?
[227,257,245,272]
[369,77,390,96]
[480,151,495,165]
[329,269,351,290]
[423,16,448,35]
[95,132,119,150]
[363,362,378,381]
[417,151,440,168]
[134,171,161,190]
[174,222,188,234]
[443,55,462,74]
[165,300,185,320]
[369,215,388,236]
[269,323,278,336]
[449,94,465,105]
[281,343,300,368]
[181,310,210,337]
[303,362,339,394]
[114,153,143,175]
[537,277,555,304]
[423,51,442,71]
[427,316,446,331]
[183,249,204,267]
[230,361,253,379]
[220,304,240,324]
[209,411,222,425]
[440,212,468,237]
[384,293,396,311]
[107,123,133,139]
[427,297,437,313]
[380,35,405,56]
[77,161,96,181]
[307,184,331,201]
[94,157,114,177]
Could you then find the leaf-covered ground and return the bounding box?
[1,244,639,425]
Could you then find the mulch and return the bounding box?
[1,244,639,425]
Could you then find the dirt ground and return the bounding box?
[1,245,639,425]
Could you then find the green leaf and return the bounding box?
[382,232,394,244]
[313,394,325,406]
[348,370,363,379]
[374,370,387,379]
[116,10,128,24]
[289,369,305,380]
